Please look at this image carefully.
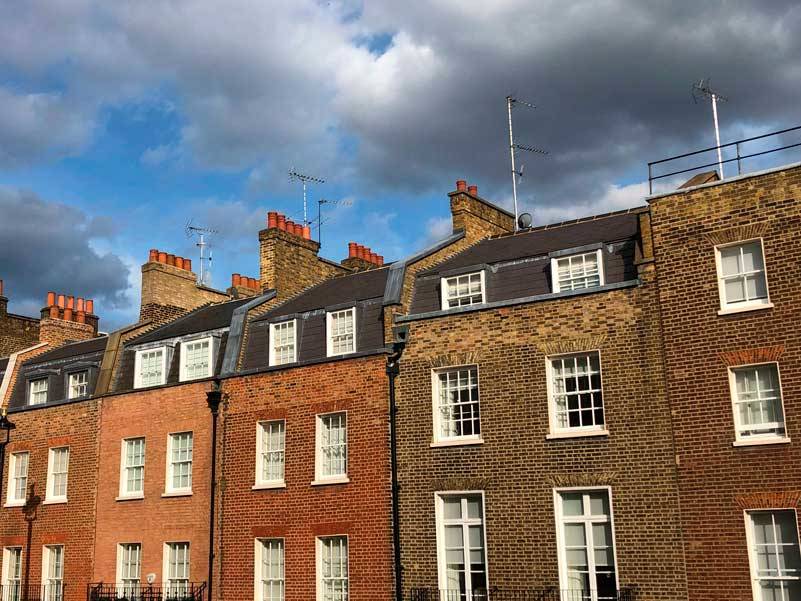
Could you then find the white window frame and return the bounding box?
[326,308,356,357]
[28,378,48,406]
[116,543,142,590]
[546,350,608,439]
[744,508,801,601]
[41,545,64,601]
[551,249,605,293]
[118,437,146,500]
[440,271,486,310]
[162,542,190,595]
[728,362,790,446]
[179,337,214,382]
[134,347,167,389]
[434,491,490,598]
[254,421,286,489]
[254,538,285,601]
[269,320,297,366]
[5,451,29,507]
[1,547,23,601]
[431,365,483,446]
[553,486,620,601]
[715,238,772,315]
[67,371,89,400]
[164,432,193,496]
[45,447,69,504]
[313,412,349,486]
[316,535,349,601]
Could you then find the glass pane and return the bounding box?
[725,278,746,302]
[720,246,742,276]
[562,493,583,516]
[564,524,586,547]
[445,526,463,548]
[466,497,482,519]
[443,498,462,520]
[741,242,764,271]
[589,492,610,516]
[746,274,768,300]
[566,548,588,569]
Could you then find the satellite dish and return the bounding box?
[146,573,156,585]
[517,213,533,229]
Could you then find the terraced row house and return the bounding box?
[1,162,800,601]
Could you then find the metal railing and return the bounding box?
[0,584,66,601]
[647,124,801,193]
[86,583,206,601]
[408,588,636,601]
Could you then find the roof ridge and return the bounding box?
[489,205,648,240]
[124,299,227,345]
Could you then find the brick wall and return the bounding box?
[649,165,801,601]
[93,382,214,588]
[218,356,394,601]
[448,188,515,240]
[140,261,228,324]
[395,268,687,601]
[0,401,100,601]
[0,288,39,357]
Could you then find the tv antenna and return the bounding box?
[506,95,548,231]
[289,169,325,226]
[317,198,352,246]
[185,220,219,286]
[693,78,728,178]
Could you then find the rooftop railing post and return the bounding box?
[647,163,653,195]
[736,141,742,175]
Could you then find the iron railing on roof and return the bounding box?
[0,583,66,601]
[86,583,206,601]
[647,124,801,193]
[408,587,637,601]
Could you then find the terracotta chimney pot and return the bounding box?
[277,214,286,230]
[66,296,74,310]
[149,249,158,262]
[0,280,3,297]
[232,273,241,287]
[456,179,467,192]
[468,185,478,196]
[63,307,73,321]
[302,225,311,239]
[76,298,85,312]
[57,294,65,308]
[47,291,56,307]
[348,242,357,258]
[167,254,176,266]
[267,211,278,229]
[175,257,184,270]
[184,259,192,272]
[158,251,168,264]
[76,311,86,324]
[86,299,94,314]
[377,255,384,266]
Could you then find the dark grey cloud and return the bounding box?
[0,187,131,318]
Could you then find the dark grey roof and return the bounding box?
[26,336,109,364]
[255,268,390,321]
[0,357,8,371]
[421,210,642,275]
[131,296,254,345]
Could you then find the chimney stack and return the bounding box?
[39,291,99,346]
[0,279,6,316]
[228,273,260,298]
[449,178,515,238]
[341,241,384,271]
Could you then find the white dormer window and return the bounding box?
[134,347,167,389]
[326,308,356,357]
[552,250,604,292]
[441,272,485,310]
[270,320,297,366]
[67,371,88,399]
[180,337,213,381]
[29,378,48,405]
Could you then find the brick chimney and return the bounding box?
[260,211,348,301]
[0,279,6,317]
[140,248,229,324]
[39,292,99,346]
[0,280,40,357]
[449,180,515,239]
[228,273,260,298]
[341,242,384,272]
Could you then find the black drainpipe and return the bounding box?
[206,381,224,601]
[387,325,408,601]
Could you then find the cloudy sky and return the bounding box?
[1,0,800,329]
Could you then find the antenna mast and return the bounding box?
[506,95,547,231]
[693,78,728,178]
[289,169,325,225]
[317,198,353,246]
[186,222,219,287]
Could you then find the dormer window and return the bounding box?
[29,378,48,405]
[552,250,604,292]
[326,308,356,357]
[269,320,297,366]
[441,271,486,310]
[179,337,213,381]
[67,371,88,399]
[134,347,167,389]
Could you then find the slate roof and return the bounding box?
[26,336,109,364]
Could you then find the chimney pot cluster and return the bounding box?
[455,180,479,196]
[149,249,192,272]
[267,211,312,240]
[231,273,259,290]
[45,291,95,323]
[347,242,384,266]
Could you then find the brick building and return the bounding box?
[0,281,39,358]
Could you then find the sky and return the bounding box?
[1,0,800,330]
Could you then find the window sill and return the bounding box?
[311,476,350,487]
[546,429,610,440]
[116,494,144,502]
[3,501,25,508]
[430,438,484,448]
[733,437,791,447]
[252,482,286,491]
[161,490,193,498]
[42,498,67,505]
[718,302,773,316]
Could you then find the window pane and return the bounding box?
[719,241,769,307]
[437,495,485,597]
[750,511,801,599]
[320,537,348,601]
[183,339,211,380]
[555,251,602,291]
[138,349,164,387]
[271,321,296,365]
[437,367,481,440]
[320,414,347,477]
[329,309,355,355]
[444,272,484,308]
[550,353,604,432]
[733,364,785,439]
[261,421,285,482]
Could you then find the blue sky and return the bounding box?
[1,0,800,330]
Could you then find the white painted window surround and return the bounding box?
[179,337,213,381]
[552,250,604,293]
[255,538,285,601]
[134,347,167,389]
[715,239,772,314]
[441,271,486,310]
[326,309,356,357]
[745,510,801,601]
[434,492,488,598]
[269,320,297,366]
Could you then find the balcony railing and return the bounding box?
[408,588,637,601]
[0,584,66,601]
[86,584,206,601]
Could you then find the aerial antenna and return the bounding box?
[317,198,353,246]
[289,168,325,226]
[506,95,548,231]
[185,220,219,287]
[692,78,728,178]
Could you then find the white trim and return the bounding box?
[254,537,285,601]
[28,377,49,406]
[553,486,620,601]
[41,544,64,601]
[733,437,791,447]
[431,364,482,444]
[255,420,286,489]
[164,431,193,495]
[162,541,191,593]
[5,451,29,507]
[1,546,23,597]
[179,336,214,382]
[546,430,610,440]
[45,447,69,504]
[546,350,606,436]
[727,361,788,444]
[440,270,487,310]
[116,542,142,588]
[551,249,605,293]
[118,437,146,500]
[325,308,357,357]
[429,438,484,448]
[315,535,349,601]
[269,320,297,366]
[744,508,801,601]
[0,342,46,403]
[714,238,772,313]
[134,346,167,389]
[313,412,348,485]
[67,370,89,400]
